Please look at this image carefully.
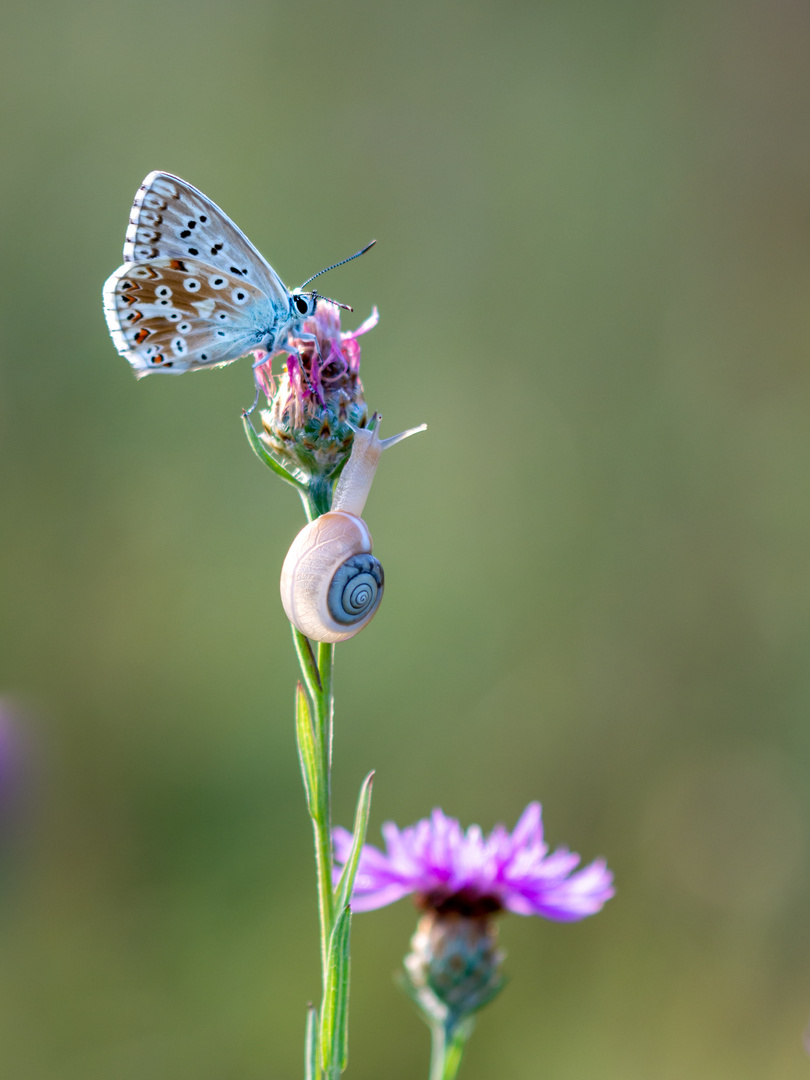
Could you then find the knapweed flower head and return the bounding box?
[0,699,26,836]
[333,802,614,920]
[257,302,378,482]
[404,910,505,1026]
[338,804,613,1030]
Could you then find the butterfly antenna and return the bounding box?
[299,240,376,289]
[316,295,353,312]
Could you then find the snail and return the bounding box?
[280,419,426,643]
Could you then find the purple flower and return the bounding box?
[254,302,377,413]
[333,802,614,921]
[256,302,377,480]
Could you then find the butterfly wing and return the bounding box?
[103,258,288,376]
[123,171,290,306]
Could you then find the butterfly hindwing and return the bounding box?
[103,258,282,376]
[124,171,290,308]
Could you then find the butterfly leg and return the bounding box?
[244,381,262,415]
[291,331,324,371]
[294,331,321,356]
[244,345,306,413]
[292,332,328,405]
[243,333,324,414]
[244,352,273,415]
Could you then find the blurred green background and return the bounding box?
[2,0,810,1076]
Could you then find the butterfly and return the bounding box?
[102,171,374,397]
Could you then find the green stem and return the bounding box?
[294,629,336,992]
[429,1024,446,1080]
[308,475,334,518]
[313,641,335,984]
[429,1019,473,1080]
[290,464,344,1077]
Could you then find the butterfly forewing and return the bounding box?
[103,258,281,376]
[124,171,290,306]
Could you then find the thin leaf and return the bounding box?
[317,642,334,768]
[305,1003,319,1080]
[295,683,318,817]
[333,771,374,913]
[293,627,322,698]
[241,414,307,489]
[320,905,352,1077]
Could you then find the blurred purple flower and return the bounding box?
[0,701,21,806]
[334,802,614,921]
[0,700,29,849]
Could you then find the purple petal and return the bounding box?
[332,803,614,922]
[349,881,413,912]
[342,307,379,340]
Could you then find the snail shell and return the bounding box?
[279,420,426,643]
[280,510,384,643]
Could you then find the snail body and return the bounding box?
[330,424,383,517]
[280,421,425,643]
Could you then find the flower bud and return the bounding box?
[403,911,505,1028]
[257,303,374,482]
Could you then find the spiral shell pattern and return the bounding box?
[280,511,385,643]
[328,554,384,625]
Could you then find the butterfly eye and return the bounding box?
[155,286,172,298]
[208,275,227,289]
[294,295,311,316]
[184,279,201,292]
[231,289,249,305]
